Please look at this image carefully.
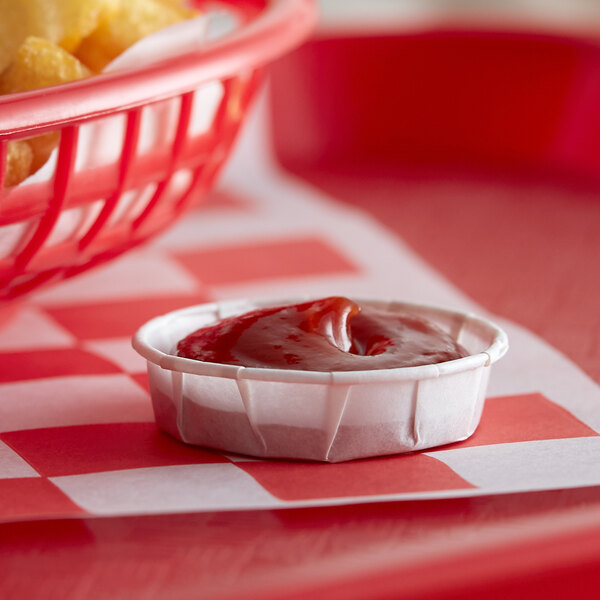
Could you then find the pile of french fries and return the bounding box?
[1,0,197,187]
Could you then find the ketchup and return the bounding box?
[177,297,468,371]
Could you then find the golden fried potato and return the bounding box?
[156,0,197,19]
[26,133,61,175]
[0,0,122,72]
[0,1,60,73]
[0,36,90,94]
[1,37,90,187]
[75,0,191,72]
[58,0,121,53]
[5,141,34,188]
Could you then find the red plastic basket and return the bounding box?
[0,0,316,305]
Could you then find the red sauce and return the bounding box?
[177,297,468,371]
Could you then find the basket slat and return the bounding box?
[0,141,6,190]
[79,108,142,250]
[15,127,79,270]
[132,91,195,232]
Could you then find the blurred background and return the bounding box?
[266,0,600,386]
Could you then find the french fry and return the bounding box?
[0,1,62,73]
[155,0,197,19]
[0,36,91,94]
[1,37,90,187]
[5,141,34,188]
[58,0,121,53]
[0,0,121,72]
[75,0,191,72]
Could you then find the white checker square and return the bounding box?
[0,307,74,351]
[51,463,283,515]
[0,440,40,479]
[34,251,199,305]
[84,338,147,374]
[0,374,153,433]
[429,437,600,492]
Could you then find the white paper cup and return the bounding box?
[132,297,508,462]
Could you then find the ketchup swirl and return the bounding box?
[177,297,468,371]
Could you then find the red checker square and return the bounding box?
[0,348,122,383]
[237,454,474,501]
[452,393,599,449]
[172,236,359,286]
[43,292,212,340]
[0,423,228,477]
[129,372,150,393]
[0,478,85,521]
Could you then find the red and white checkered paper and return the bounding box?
[1,98,600,523]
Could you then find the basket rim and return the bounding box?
[0,0,317,136]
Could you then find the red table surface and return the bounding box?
[4,30,600,599]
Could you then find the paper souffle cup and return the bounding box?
[132,297,509,462]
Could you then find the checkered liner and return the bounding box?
[1,172,599,523]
